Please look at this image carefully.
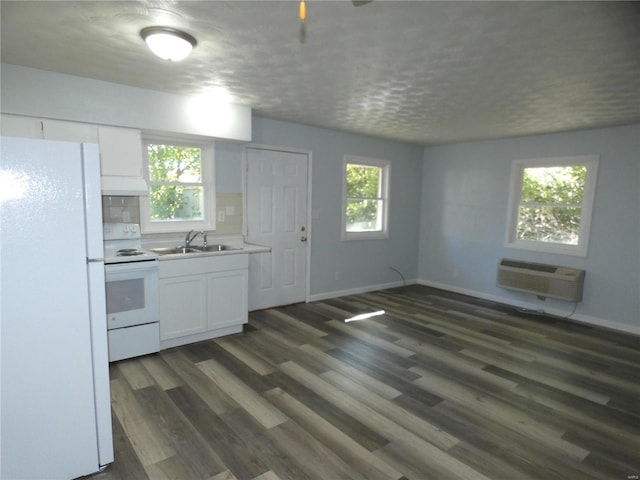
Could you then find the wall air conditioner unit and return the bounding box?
[497,259,585,302]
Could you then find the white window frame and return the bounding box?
[342,155,390,241]
[504,155,599,257]
[140,138,216,234]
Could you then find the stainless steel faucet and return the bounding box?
[184,230,201,247]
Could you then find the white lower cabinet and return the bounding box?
[159,254,248,349]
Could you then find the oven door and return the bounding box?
[105,260,159,330]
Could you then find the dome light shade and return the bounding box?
[140,27,197,61]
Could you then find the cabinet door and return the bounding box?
[159,275,207,340]
[42,119,98,143]
[207,269,248,330]
[98,126,143,177]
[1,114,41,138]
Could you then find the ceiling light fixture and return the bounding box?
[140,26,197,61]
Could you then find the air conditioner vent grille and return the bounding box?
[500,259,557,273]
[497,259,585,302]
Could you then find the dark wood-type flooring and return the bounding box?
[92,285,640,480]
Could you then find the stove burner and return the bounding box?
[117,249,143,257]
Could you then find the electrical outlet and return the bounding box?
[334,271,341,281]
[217,210,225,222]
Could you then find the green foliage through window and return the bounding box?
[517,165,586,245]
[345,163,384,232]
[147,144,204,222]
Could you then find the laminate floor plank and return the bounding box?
[263,387,404,480]
[100,285,639,480]
[251,471,283,480]
[214,405,312,480]
[297,342,404,400]
[109,377,176,467]
[410,366,590,461]
[432,402,607,480]
[257,326,334,374]
[139,355,183,391]
[166,386,268,480]
[134,385,225,479]
[319,369,459,450]
[213,336,279,376]
[265,420,370,480]
[196,358,289,429]
[116,358,157,390]
[265,370,390,452]
[325,319,415,357]
[199,341,277,393]
[161,350,237,416]
[389,393,552,480]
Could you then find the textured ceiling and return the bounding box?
[1,1,639,145]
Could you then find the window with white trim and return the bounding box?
[342,155,390,240]
[140,140,215,233]
[505,155,598,256]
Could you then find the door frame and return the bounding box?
[243,143,313,305]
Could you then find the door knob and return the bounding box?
[300,236,307,242]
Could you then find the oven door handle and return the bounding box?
[105,261,158,274]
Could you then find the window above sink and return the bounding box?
[140,138,216,234]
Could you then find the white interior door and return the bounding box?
[246,147,309,310]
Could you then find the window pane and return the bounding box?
[517,206,581,245]
[522,166,585,204]
[346,199,382,232]
[148,144,202,182]
[346,164,381,198]
[150,185,204,222]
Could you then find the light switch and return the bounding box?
[217,210,226,222]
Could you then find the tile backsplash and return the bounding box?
[215,192,243,234]
[101,193,242,235]
[102,196,140,224]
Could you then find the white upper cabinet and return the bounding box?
[98,126,148,196]
[98,126,142,178]
[42,119,99,143]
[1,114,148,196]
[1,114,41,137]
[1,114,98,143]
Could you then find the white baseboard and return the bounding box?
[308,279,416,302]
[416,278,639,335]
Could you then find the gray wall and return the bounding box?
[251,116,424,299]
[418,124,640,333]
[215,141,243,193]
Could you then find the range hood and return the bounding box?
[101,176,148,196]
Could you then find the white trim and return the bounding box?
[342,155,391,241]
[243,143,313,304]
[308,279,414,302]
[140,139,216,234]
[504,155,599,257]
[416,278,638,335]
[308,277,637,335]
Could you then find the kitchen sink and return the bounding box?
[193,244,241,252]
[149,244,242,256]
[149,246,202,256]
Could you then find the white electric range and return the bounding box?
[103,223,159,362]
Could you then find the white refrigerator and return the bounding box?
[1,136,114,479]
